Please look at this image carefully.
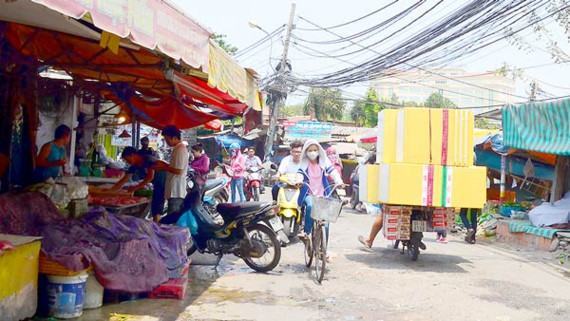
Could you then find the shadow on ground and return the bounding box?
[345,246,472,273]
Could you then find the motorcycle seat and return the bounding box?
[204,178,225,191]
[217,202,272,220]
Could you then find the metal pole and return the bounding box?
[68,94,79,175]
[500,154,506,203]
[264,2,296,162]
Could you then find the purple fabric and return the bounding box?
[0,192,64,236]
[0,192,190,292]
[41,207,190,292]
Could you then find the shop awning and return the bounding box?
[28,0,210,70]
[503,98,570,155]
[106,89,217,130]
[208,42,263,111]
[3,22,172,97]
[171,71,248,116]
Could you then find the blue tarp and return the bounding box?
[214,134,255,148]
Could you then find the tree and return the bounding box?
[281,104,304,117]
[360,87,384,127]
[475,118,501,130]
[350,101,366,126]
[303,88,346,121]
[424,92,457,108]
[211,33,238,55]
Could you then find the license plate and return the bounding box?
[269,216,284,231]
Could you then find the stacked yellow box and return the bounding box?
[362,107,486,209]
[377,108,474,166]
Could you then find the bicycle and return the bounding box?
[304,184,344,284]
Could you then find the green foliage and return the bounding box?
[281,104,304,117]
[424,92,457,108]
[475,118,501,130]
[212,33,238,55]
[361,88,384,127]
[350,102,366,126]
[303,88,346,121]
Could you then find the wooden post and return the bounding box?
[500,155,506,204]
[550,156,566,203]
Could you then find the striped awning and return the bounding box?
[503,98,570,155]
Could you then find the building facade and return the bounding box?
[373,68,516,113]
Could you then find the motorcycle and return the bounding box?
[276,173,304,239]
[163,172,283,273]
[349,165,363,212]
[245,166,262,201]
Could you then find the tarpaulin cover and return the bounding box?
[172,71,247,116]
[4,22,171,96]
[474,149,554,181]
[123,95,217,130]
[31,0,210,70]
[214,133,256,148]
[41,207,189,292]
[503,98,570,155]
[0,192,189,292]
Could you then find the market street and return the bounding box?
[79,202,570,321]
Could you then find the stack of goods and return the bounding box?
[431,208,455,231]
[383,206,412,240]
[360,108,486,209]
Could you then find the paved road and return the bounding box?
[81,202,570,321]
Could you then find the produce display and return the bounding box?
[88,195,148,208]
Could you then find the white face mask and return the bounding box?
[307,151,319,161]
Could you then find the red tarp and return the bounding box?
[172,71,247,116]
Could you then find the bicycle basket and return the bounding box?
[310,196,343,223]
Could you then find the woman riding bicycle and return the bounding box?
[297,139,344,240]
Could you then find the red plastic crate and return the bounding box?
[149,277,189,300]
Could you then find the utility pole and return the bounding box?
[264,2,296,162]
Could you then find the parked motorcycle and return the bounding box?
[163,172,283,273]
[245,167,262,201]
[276,173,304,239]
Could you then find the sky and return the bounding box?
[173,0,570,106]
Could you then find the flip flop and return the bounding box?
[358,235,372,249]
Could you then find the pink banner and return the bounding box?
[32,0,210,70]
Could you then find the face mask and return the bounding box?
[307,151,319,161]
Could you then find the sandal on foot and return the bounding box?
[358,235,372,249]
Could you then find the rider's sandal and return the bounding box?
[358,236,372,249]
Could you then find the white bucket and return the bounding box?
[46,273,88,319]
[84,273,104,309]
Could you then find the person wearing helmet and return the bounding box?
[229,142,246,202]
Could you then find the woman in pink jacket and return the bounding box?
[229,143,246,202]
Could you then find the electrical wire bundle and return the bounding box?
[288,0,570,89]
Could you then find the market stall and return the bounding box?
[0,1,263,319]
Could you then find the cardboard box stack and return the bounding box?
[383,206,412,240]
[360,108,486,209]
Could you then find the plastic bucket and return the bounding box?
[46,273,88,319]
[84,273,104,309]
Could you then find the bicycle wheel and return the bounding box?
[312,223,327,284]
[304,234,313,267]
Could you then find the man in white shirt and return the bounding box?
[161,125,189,214]
[272,140,303,200]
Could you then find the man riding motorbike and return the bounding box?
[272,140,303,201]
[245,147,263,201]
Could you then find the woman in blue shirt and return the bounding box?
[34,125,71,182]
